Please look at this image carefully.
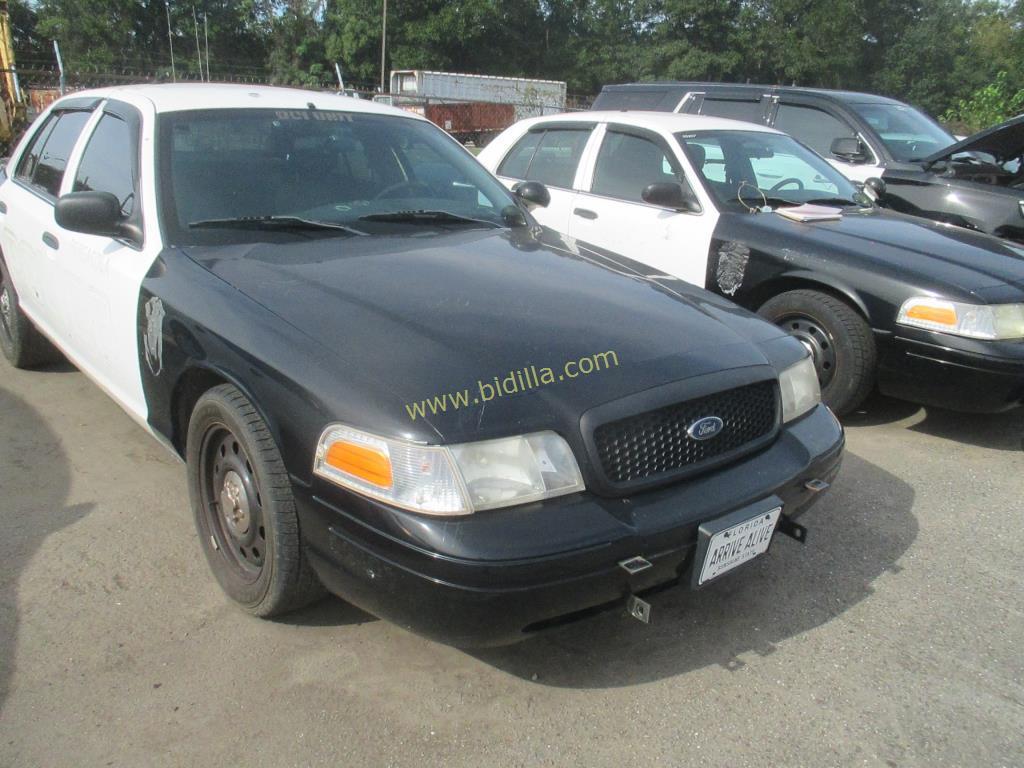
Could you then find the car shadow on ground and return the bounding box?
[845,392,1024,452]
[0,383,91,712]
[469,451,916,688]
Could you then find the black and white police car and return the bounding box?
[478,111,1024,416]
[0,85,843,645]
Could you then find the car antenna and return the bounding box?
[307,102,316,110]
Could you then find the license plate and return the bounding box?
[696,506,781,586]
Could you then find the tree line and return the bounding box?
[9,0,1024,128]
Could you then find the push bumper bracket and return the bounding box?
[777,514,808,544]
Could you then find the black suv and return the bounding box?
[592,83,1024,243]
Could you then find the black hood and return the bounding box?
[182,227,792,441]
[922,113,1024,165]
[741,207,1024,294]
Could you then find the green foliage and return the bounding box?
[942,72,1024,134]
[16,0,1024,125]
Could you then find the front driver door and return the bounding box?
[51,99,159,422]
[567,124,718,289]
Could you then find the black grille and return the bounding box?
[593,380,778,484]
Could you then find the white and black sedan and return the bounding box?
[478,111,1024,416]
[0,85,843,646]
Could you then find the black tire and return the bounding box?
[187,384,324,617]
[0,256,61,369]
[758,289,876,416]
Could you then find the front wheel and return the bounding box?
[186,384,323,617]
[758,289,876,416]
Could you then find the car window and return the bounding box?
[773,104,858,158]
[28,110,91,197]
[677,130,858,209]
[497,131,541,179]
[506,128,591,189]
[158,109,519,245]
[591,131,683,203]
[15,113,58,183]
[73,113,136,217]
[699,99,765,124]
[848,102,955,162]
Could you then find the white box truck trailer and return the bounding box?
[388,70,567,120]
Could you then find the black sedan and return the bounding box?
[0,84,843,646]
[877,114,1024,244]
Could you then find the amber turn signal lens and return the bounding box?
[905,304,957,326]
[325,441,393,488]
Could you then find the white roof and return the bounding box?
[517,110,783,135]
[54,83,424,118]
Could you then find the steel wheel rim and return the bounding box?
[0,272,13,341]
[778,313,837,389]
[199,423,267,581]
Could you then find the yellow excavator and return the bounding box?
[0,1,25,153]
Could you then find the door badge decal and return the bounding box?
[143,296,165,376]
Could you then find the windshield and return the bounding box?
[675,130,860,210]
[849,103,955,162]
[157,108,518,245]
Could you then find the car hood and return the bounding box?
[922,114,1024,164]
[181,227,790,441]
[746,207,1024,294]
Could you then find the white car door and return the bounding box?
[566,123,719,289]
[486,122,598,233]
[49,98,162,422]
[0,106,94,337]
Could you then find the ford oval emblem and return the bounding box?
[687,416,724,441]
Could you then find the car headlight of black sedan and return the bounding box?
[314,425,585,515]
[897,297,1024,340]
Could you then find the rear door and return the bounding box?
[683,92,774,126]
[491,122,596,233]
[0,105,94,337]
[567,124,718,288]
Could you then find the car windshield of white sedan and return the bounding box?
[849,103,955,162]
[158,109,519,244]
[676,130,860,210]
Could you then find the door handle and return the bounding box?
[573,208,598,220]
[0,201,7,214]
[42,232,59,250]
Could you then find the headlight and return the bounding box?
[313,425,584,515]
[897,297,1024,340]
[779,355,821,422]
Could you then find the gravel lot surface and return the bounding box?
[1,357,1022,767]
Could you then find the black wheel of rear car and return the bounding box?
[0,255,60,369]
[759,289,876,416]
[187,384,323,617]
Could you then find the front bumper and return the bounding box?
[876,332,1024,413]
[296,404,845,646]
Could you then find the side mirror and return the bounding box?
[642,182,701,213]
[55,191,127,238]
[512,180,550,208]
[863,176,886,201]
[830,137,868,163]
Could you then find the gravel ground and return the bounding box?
[1,356,1022,768]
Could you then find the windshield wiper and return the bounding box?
[803,197,861,207]
[359,210,502,228]
[189,215,367,236]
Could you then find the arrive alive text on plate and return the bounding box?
[698,507,781,585]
